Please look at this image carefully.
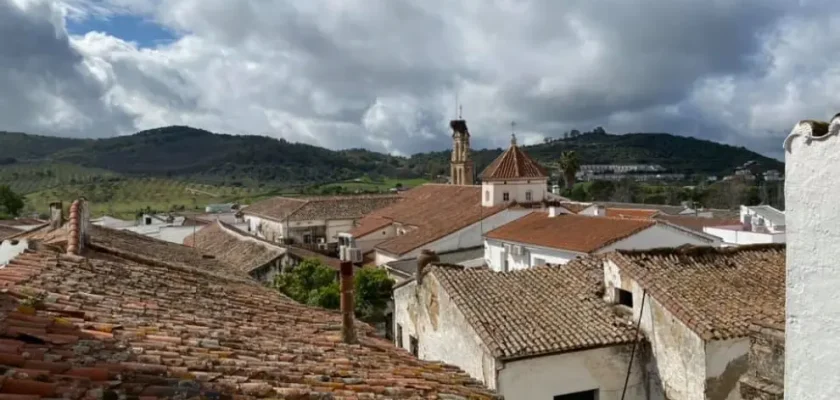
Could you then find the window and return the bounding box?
[144,217,152,225]
[616,288,633,308]
[410,336,419,356]
[533,257,546,267]
[554,389,597,400]
[503,258,509,272]
[525,190,533,201]
[396,324,403,348]
[503,192,510,201]
[484,190,490,202]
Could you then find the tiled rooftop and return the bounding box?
[0,226,22,240]
[430,257,635,359]
[479,142,547,181]
[608,244,785,340]
[183,222,285,275]
[654,215,741,234]
[0,238,500,399]
[350,185,510,256]
[485,212,654,253]
[605,208,660,219]
[242,195,400,222]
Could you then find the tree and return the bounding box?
[558,151,581,190]
[0,185,25,218]
[570,129,581,138]
[273,258,395,323]
[593,126,606,135]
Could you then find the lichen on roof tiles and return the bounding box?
[183,221,285,274]
[242,195,400,222]
[0,241,500,399]
[607,244,785,341]
[430,256,635,359]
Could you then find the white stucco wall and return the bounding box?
[482,179,548,207]
[393,275,498,387]
[0,239,28,266]
[351,225,397,254]
[703,226,785,245]
[497,345,647,400]
[246,215,284,242]
[373,209,533,266]
[485,224,709,272]
[784,121,840,400]
[705,338,751,400]
[601,224,711,252]
[484,238,583,272]
[604,260,706,400]
[325,219,354,242]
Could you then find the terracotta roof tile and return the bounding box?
[0,219,45,227]
[430,257,635,359]
[0,244,500,399]
[654,215,741,233]
[558,201,591,213]
[183,222,285,274]
[607,244,785,340]
[350,185,511,256]
[479,145,548,181]
[243,195,399,222]
[0,227,22,240]
[485,212,655,253]
[605,208,660,219]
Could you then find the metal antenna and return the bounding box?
[459,105,463,119]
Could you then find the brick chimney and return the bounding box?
[416,249,439,285]
[339,261,357,344]
[784,113,840,399]
[67,198,90,256]
[49,201,63,230]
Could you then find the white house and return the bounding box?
[343,184,533,267]
[782,113,840,400]
[394,255,648,400]
[242,195,400,245]
[483,208,716,272]
[703,205,785,246]
[605,245,785,400]
[394,245,784,400]
[480,133,556,207]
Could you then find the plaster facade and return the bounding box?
[703,226,785,246]
[485,224,710,272]
[394,271,648,400]
[784,118,840,400]
[0,239,28,266]
[371,209,532,266]
[246,215,355,244]
[605,260,752,400]
[481,179,548,207]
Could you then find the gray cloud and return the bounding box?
[3,0,840,159]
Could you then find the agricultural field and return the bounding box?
[0,162,118,194]
[317,176,429,193]
[23,178,268,219]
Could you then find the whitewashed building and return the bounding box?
[343,184,532,267]
[703,205,785,246]
[395,245,784,400]
[242,195,399,245]
[483,208,716,271]
[780,113,840,400]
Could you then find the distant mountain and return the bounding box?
[0,126,783,187]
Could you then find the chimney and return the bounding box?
[66,198,91,256]
[49,201,63,230]
[548,206,558,218]
[339,261,357,344]
[594,205,606,217]
[416,249,439,285]
[783,113,840,399]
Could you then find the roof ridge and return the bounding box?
[614,243,785,257]
[215,220,285,254]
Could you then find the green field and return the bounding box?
[0,162,118,194]
[317,176,429,193]
[23,178,267,219]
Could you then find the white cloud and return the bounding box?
[3,0,840,159]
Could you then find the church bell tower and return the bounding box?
[449,119,475,185]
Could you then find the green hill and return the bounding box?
[0,125,783,190]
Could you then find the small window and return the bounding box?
[616,288,633,308]
[484,190,490,202]
[503,192,510,201]
[144,217,152,225]
[554,389,597,400]
[525,190,533,201]
[410,336,419,356]
[396,324,403,348]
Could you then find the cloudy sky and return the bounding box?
[3,0,839,159]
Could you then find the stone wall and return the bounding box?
[739,323,784,400]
